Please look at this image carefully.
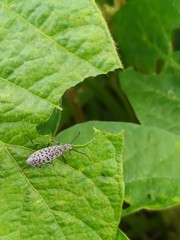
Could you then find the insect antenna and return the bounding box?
[70,132,80,144]
[69,132,91,160]
[71,149,91,161]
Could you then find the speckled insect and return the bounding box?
[25,144,72,168]
[22,133,90,171]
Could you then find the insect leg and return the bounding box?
[21,165,29,172]
[29,138,51,147]
[29,138,39,147]
[61,154,66,164]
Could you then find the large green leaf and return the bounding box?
[0,0,122,145]
[112,0,180,72]
[120,65,180,135]
[0,130,124,239]
[57,121,180,215]
[0,1,123,239]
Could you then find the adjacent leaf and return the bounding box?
[57,121,180,215]
[0,130,124,239]
[120,66,180,135]
[0,0,122,145]
[112,0,180,72]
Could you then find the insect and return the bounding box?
[22,132,90,171]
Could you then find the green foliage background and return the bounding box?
[0,0,180,239]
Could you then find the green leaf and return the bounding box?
[120,66,180,135]
[0,130,124,239]
[57,121,180,215]
[116,229,129,240]
[112,0,180,72]
[1,1,123,239]
[0,0,122,145]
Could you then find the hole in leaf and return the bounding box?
[147,193,152,200]
[171,29,180,51]
[155,59,165,74]
[122,200,131,209]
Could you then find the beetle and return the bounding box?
[22,132,90,171]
